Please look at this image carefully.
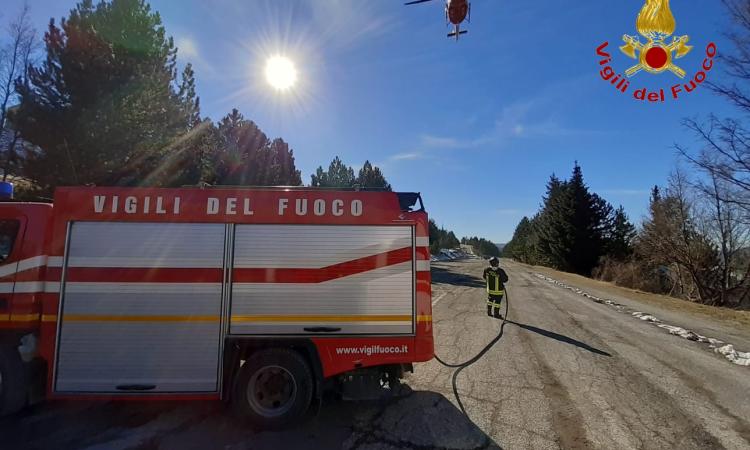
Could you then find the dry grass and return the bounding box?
[519,262,750,329]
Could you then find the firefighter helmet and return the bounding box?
[489,257,499,267]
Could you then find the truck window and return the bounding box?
[0,219,20,263]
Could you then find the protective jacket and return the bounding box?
[483,267,508,297]
[483,266,508,318]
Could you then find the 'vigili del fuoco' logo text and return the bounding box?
[596,0,717,103]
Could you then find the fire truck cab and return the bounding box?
[0,185,433,427]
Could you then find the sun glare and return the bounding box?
[265,56,297,90]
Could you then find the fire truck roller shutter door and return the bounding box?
[55,222,226,393]
[230,225,415,335]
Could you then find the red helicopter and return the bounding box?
[405,0,471,40]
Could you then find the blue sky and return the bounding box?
[5,1,740,242]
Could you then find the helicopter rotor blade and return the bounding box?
[405,0,435,5]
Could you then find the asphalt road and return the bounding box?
[2,259,749,449]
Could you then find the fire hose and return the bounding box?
[433,288,510,415]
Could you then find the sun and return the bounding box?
[265,56,297,90]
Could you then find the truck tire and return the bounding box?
[232,348,313,429]
[0,344,26,416]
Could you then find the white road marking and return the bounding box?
[432,291,448,306]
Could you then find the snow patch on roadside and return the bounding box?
[632,312,660,323]
[534,273,750,367]
[715,345,750,366]
[534,274,627,311]
[654,323,702,341]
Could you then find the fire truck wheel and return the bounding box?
[0,344,26,416]
[233,348,313,428]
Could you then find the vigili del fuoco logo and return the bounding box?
[596,0,717,103]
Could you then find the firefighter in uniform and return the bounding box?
[483,257,508,319]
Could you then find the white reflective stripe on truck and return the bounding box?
[17,255,49,272]
[0,261,19,278]
[0,255,54,277]
[0,281,47,293]
[0,255,64,277]
[47,256,64,267]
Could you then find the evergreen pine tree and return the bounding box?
[177,63,201,129]
[13,0,200,192]
[356,160,391,190]
[311,156,355,188]
[504,216,535,263]
[211,109,301,186]
[568,163,614,274]
[650,185,661,205]
[605,206,636,260]
[446,231,460,248]
[535,173,572,269]
[428,219,441,254]
[536,163,614,275]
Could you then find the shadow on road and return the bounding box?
[507,320,612,357]
[0,390,502,450]
[343,389,502,449]
[431,265,485,288]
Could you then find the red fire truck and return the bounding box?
[0,186,433,427]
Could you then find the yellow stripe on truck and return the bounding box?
[416,315,432,323]
[0,313,41,322]
[231,315,412,323]
[63,314,220,323]
[11,313,40,322]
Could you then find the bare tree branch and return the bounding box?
[0,2,37,180]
